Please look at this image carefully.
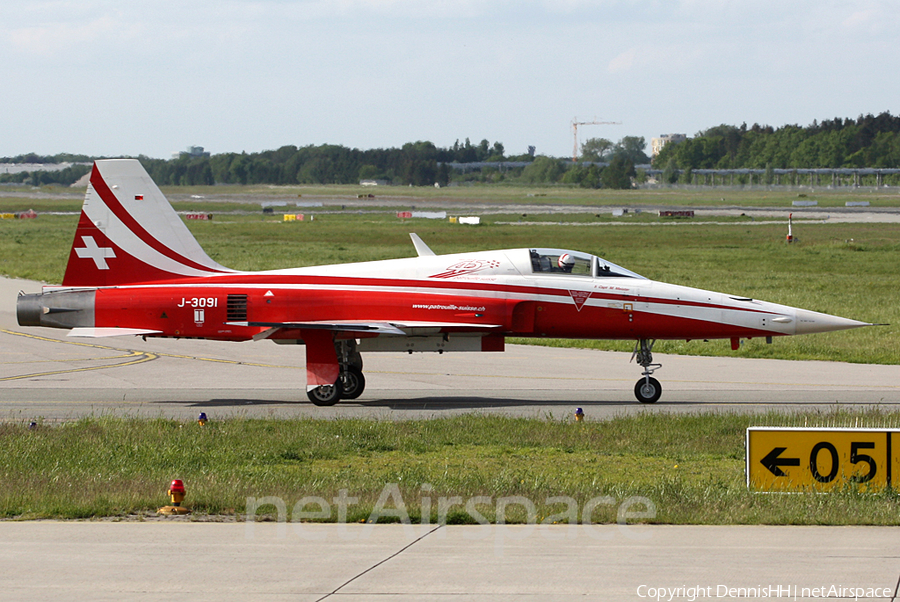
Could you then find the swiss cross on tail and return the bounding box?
[74,236,116,270]
[569,290,592,312]
[63,212,128,286]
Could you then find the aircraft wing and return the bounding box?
[372,320,503,332]
[228,320,503,337]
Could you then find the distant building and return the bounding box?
[173,146,211,159]
[651,134,687,157]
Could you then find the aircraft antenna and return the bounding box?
[572,117,622,163]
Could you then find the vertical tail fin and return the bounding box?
[62,159,232,286]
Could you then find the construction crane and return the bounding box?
[572,117,621,162]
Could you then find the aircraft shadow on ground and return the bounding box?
[155,396,647,410]
[359,396,641,410]
[151,396,900,410]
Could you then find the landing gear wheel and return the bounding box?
[307,382,342,406]
[634,377,662,404]
[341,365,366,400]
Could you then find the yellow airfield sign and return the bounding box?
[747,428,898,492]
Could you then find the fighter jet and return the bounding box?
[16,159,872,404]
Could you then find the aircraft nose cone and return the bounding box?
[793,308,871,335]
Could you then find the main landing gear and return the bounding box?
[632,339,662,403]
[306,340,366,406]
[307,382,341,406]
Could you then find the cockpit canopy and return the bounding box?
[529,248,645,279]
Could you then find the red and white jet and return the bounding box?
[17,159,872,404]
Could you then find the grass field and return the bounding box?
[4,411,900,523]
[165,182,900,210]
[3,181,900,212]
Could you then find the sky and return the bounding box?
[2,0,898,160]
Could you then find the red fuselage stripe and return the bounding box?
[91,283,779,342]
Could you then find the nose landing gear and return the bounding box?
[337,339,365,400]
[340,364,365,400]
[632,339,662,403]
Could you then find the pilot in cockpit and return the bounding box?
[557,253,574,273]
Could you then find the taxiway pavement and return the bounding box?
[2,522,899,601]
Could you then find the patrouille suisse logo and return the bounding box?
[429,259,501,279]
[569,290,592,311]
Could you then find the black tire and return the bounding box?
[341,365,366,400]
[307,383,342,406]
[634,377,662,403]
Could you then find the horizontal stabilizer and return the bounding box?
[68,327,163,338]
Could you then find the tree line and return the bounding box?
[0,141,517,188]
[6,112,899,189]
[133,137,647,189]
[653,112,900,171]
[138,138,535,188]
[0,137,646,189]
